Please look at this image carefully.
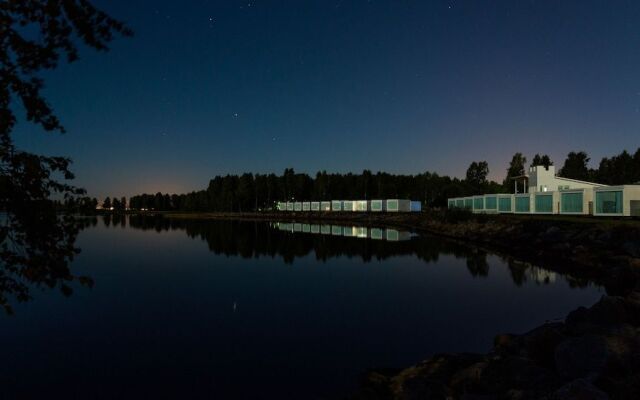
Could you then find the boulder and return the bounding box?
[555,335,609,380]
[549,378,609,400]
[622,241,640,258]
[566,296,640,330]
[522,323,565,368]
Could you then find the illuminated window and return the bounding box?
[561,192,583,213]
[535,194,553,212]
[485,196,497,209]
[498,197,512,212]
[596,191,623,214]
[515,196,530,212]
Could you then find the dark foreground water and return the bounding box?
[0,216,603,399]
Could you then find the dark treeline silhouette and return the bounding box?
[504,148,640,190]
[112,215,587,288]
[129,167,502,212]
[558,148,640,185]
[126,148,640,212]
[53,196,99,214]
[100,196,127,211]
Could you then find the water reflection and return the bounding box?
[0,215,97,314]
[0,215,589,314]
[0,215,602,399]
[119,215,584,288]
[273,222,414,241]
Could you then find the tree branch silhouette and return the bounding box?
[0,0,131,313]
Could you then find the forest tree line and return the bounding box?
[119,148,640,212]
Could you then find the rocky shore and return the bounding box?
[350,291,640,400]
[162,210,640,399]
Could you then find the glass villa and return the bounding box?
[448,165,640,217]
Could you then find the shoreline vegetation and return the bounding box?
[116,148,640,216]
[125,209,640,399]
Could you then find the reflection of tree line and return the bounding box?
[0,215,591,314]
[117,215,586,288]
[0,216,98,314]
[124,215,466,265]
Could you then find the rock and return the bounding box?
[549,378,609,400]
[622,241,640,258]
[522,323,565,368]
[555,335,609,380]
[572,245,588,255]
[546,226,561,234]
[389,353,484,400]
[565,306,592,333]
[460,394,498,400]
[565,296,640,330]
[353,369,396,400]
[462,356,559,397]
[494,334,522,356]
[541,226,563,242]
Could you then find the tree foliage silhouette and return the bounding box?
[503,153,527,192]
[465,161,489,194]
[0,0,131,313]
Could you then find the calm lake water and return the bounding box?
[0,216,603,399]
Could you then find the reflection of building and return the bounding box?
[527,266,557,284]
[272,222,413,242]
[449,165,640,217]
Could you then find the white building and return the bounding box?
[450,164,640,217]
[516,165,606,194]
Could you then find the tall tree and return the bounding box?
[465,161,489,194]
[503,153,527,192]
[0,1,130,313]
[597,150,635,185]
[558,151,590,181]
[531,153,553,169]
[102,197,112,210]
[634,148,640,183]
[236,173,255,212]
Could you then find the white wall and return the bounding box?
[528,165,604,193]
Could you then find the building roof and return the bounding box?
[553,175,607,187]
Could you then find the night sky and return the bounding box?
[14,0,640,199]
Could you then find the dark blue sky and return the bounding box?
[14,0,640,198]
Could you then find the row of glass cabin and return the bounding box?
[448,185,640,217]
[276,199,421,212]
